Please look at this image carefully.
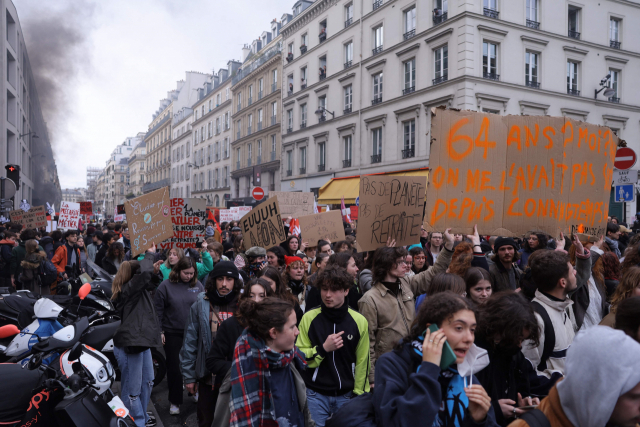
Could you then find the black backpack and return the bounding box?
[520,409,551,427]
[531,301,555,371]
[39,258,59,286]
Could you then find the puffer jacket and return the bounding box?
[18,252,46,291]
[358,246,453,383]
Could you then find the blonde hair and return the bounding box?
[164,247,185,269]
[111,261,139,301]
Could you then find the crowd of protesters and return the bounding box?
[2,211,640,427]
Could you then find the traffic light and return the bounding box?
[5,164,19,190]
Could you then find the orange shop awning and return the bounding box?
[317,168,429,205]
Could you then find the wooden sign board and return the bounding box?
[9,205,47,229]
[424,108,617,237]
[158,198,206,250]
[239,197,287,248]
[356,176,427,251]
[125,187,174,257]
[58,202,81,230]
[299,210,346,246]
[270,191,314,217]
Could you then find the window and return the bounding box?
[271,101,277,118]
[301,67,307,86]
[434,45,448,83]
[403,120,415,158]
[237,92,242,110]
[526,0,538,27]
[482,42,498,79]
[373,25,383,53]
[567,61,579,95]
[248,114,253,132]
[217,93,221,105]
[403,59,416,94]
[300,147,307,173]
[404,7,416,37]
[258,78,264,97]
[608,69,620,101]
[271,135,277,156]
[344,42,353,67]
[345,3,354,26]
[287,109,293,130]
[525,51,539,87]
[318,96,327,120]
[319,142,326,167]
[372,72,383,103]
[568,6,580,38]
[344,135,352,164]
[344,85,353,112]
[301,104,307,126]
[272,69,278,85]
[258,109,263,127]
[610,18,621,48]
[208,122,212,138]
[257,139,262,161]
[237,147,241,167]
[372,128,382,162]
[187,141,191,157]
[248,85,253,103]
[288,42,294,55]
[484,0,496,9]
[201,126,205,142]
[287,151,293,173]
[226,88,229,100]
[248,143,252,165]
[301,33,308,47]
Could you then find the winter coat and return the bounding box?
[87,242,98,262]
[489,261,523,292]
[358,247,453,383]
[0,240,15,279]
[102,256,121,275]
[18,252,46,292]
[39,236,54,260]
[508,384,573,427]
[51,244,82,280]
[154,279,205,334]
[112,252,163,350]
[570,248,609,330]
[180,292,238,384]
[10,241,44,280]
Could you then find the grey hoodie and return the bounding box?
[557,326,640,427]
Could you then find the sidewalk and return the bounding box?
[112,381,165,427]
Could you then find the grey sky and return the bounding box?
[14,0,294,189]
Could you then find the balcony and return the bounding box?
[568,30,580,39]
[301,121,307,129]
[258,90,263,100]
[248,97,252,106]
[433,74,448,85]
[373,0,382,10]
[286,53,294,63]
[526,19,540,29]
[257,156,262,165]
[319,33,327,43]
[237,131,241,140]
[319,73,327,81]
[402,148,415,159]
[343,159,352,168]
[271,151,276,161]
[526,80,540,89]
[258,121,263,131]
[301,82,307,89]
[483,72,500,81]
[318,164,325,172]
[433,12,448,25]
[567,88,580,96]
[344,60,352,69]
[288,90,294,97]
[402,86,415,95]
[609,97,620,103]
[403,29,416,40]
[610,40,621,49]
[248,158,252,167]
[299,167,306,175]
[247,126,252,135]
[271,115,277,125]
[319,115,326,122]
[372,46,383,56]
[300,45,307,54]
[483,7,499,18]
[287,127,293,133]
[344,106,352,114]
[345,17,353,28]
[371,154,382,164]
[372,96,383,105]
[287,170,293,176]
[237,161,241,169]
[272,82,277,93]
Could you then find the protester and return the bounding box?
[205,239,229,265]
[296,265,370,426]
[38,231,54,260]
[569,236,608,331]
[180,261,241,427]
[489,237,522,292]
[76,235,89,274]
[317,239,332,256]
[243,246,267,279]
[118,227,131,253]
[307,252,329,287]
[154,257,205,415]
[601,251,621,300]
[159,245,212,283]
[283,255,309,313]
[614,296,640,342]
[409,246,428,275]
[267,245,286,271]
[88,230,103,262]
[605,222,622,258]
[425,231,444,266]
[510,326,640,427]
[373,292,498,426]
[18,239,47,294]
[231,235,245,261]
[50,229,64,254]
[518,231,548,267]
[307,252,361,311]
[0,231,16,287]
[111,244,163,427]
[51,229,82,284]
[600,266,640,327]
[333,240,351,253]
[465,267,493,306]
[95,231,116,268]
[10,228,44,289]
[102,241,125,275]
[282,235,307,257]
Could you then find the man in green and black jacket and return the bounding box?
[296,264,370,427]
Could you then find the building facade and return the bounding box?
[279,0,640,215]
[127,136,146,198]
[1,0,61,208]
[103,137,136,216]
[61,188,85,203]
[170,108,193,199]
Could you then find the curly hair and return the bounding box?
[107,242,125,264]
[448,252,474,278]
[396,292,477,350]
[236,297,295,342]
[620,243,640,277]
[316,264,353,292]
[427,273,466,297]
[610,266,640,313]
[282,260,308,289]
[371,246,408,283]
[476,291,540,350]
[522,231,548,252]
[601,252,620,280]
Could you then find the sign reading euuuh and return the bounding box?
[239,197,287,248]
[424,108,618,237]
[125,187,174,257]
[58,202,81,230]
[158,198,206,250]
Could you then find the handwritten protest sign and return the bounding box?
[424,108,617,236]
[219,209,234,223]
[239,197,287,248]
[158,198,206,250]
[299,210,345,245]
[9,206,47,229]
[79,202,92,215]
[357,176,427,251]
[125,187,174,257]
[57,202,81,230]
[270,192,314,217]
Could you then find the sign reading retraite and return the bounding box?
[125,187,174,257]
[239,197,287,248]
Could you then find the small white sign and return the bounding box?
[613,170,639,185]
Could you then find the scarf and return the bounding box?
[320,300,349,324]
[207,289,236,307]
[381,280,401,295]
[229,330,306,427]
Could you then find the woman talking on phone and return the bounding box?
[373,291,499,427]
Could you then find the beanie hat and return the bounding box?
[209,261,239,281]
[285,255,303,267]
[494,237,517,252]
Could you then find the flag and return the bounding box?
[314,199,319,214]
[208,209,222,233]
[341,197,351,223]
[290,218,301,236]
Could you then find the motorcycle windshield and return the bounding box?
[87,259,114,282]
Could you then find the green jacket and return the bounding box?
[11,241,44,278]
[157,250,214,282]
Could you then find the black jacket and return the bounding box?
[112,252,163,350]
[39,236,54,260]
[102,256,119,275]
[305,284,361,312]
[95,243,108,268]
[0,243,13,279]
[205,315,245,387]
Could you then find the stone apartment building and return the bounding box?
[127,136,146,198]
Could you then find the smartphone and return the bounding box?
[518,406,538,411]
[196,241,203,249]
[427,323,458,370]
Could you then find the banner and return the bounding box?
[219,209,234,223]
[239,197,287,248]
[299,210,346,245]
[424,108,618,236]
[9,205,47,229]
[158,198,207,250]
[270,191,315,217]
[58,202,81,230]
[230,206,251,220]
[79,202,93,215]
[125,187,174,257]
[357,175,427,252]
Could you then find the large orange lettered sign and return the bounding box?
[424,108,618,237]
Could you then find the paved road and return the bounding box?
[150,379,198,427]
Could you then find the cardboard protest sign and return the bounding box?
[270,191,314,217]
[9,205,47,229]
[424,108,617,237]
[357,176,427,251]
[58,202,81,230]
[79,202,93,215]
[157,198,206,250]
[125,187,174,257]
[219,209,234,223]
[299,210,346,245]
[239,197,287,248]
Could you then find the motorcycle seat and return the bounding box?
[0,363,45,423]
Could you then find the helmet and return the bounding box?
[58,345,114,395]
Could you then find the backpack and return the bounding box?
[531,301,555,372]
[519,409,551,427]
[39,259,59,286]
[43,242,54,261]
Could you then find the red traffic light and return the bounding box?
[8,166,14,172]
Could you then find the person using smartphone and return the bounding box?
[373,292,499,427]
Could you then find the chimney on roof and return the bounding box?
[242,44,250,62]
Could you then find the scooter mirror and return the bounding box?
[0,324,20,338]
[27,353,43,371]
[68,342,83,362]
[78,283,91,300]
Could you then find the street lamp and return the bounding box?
[594,74,616,99]
[315,107,334,121]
